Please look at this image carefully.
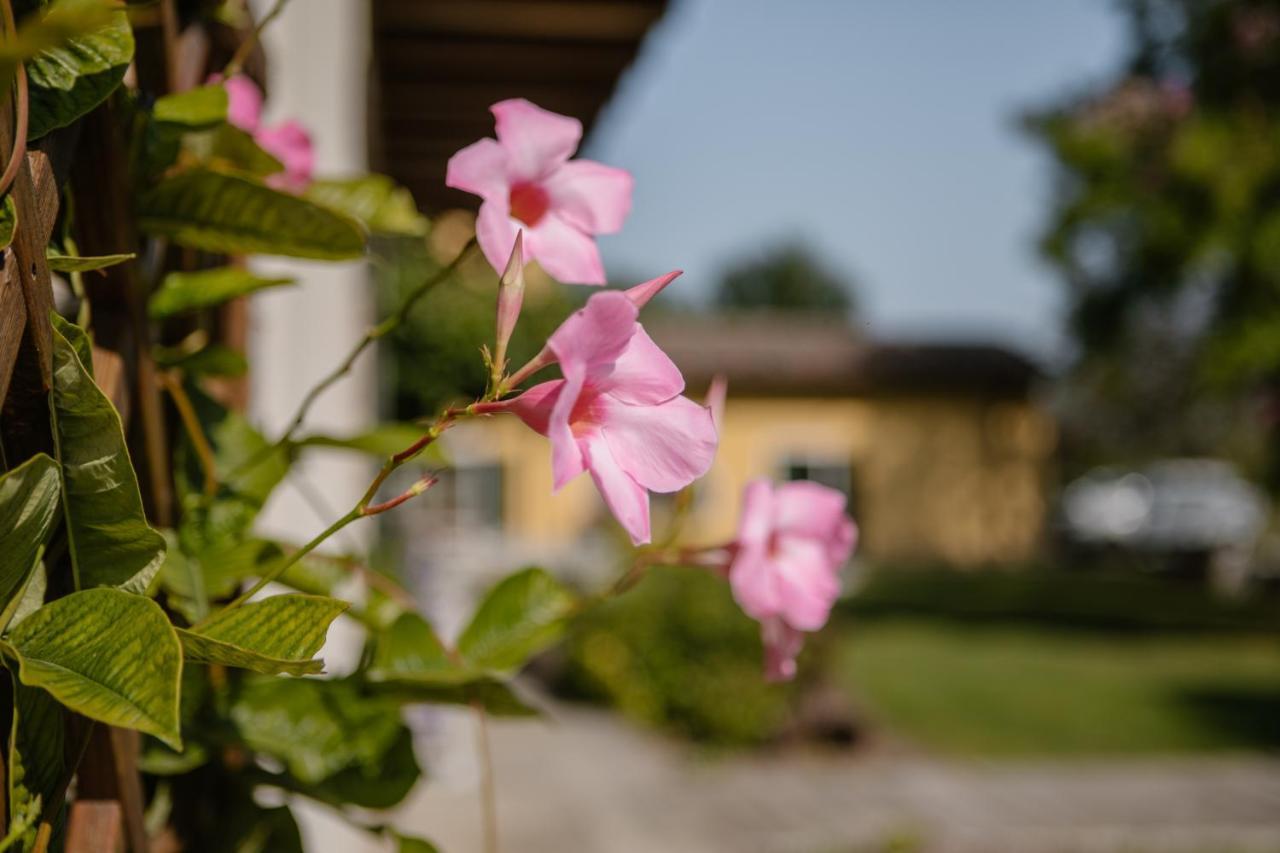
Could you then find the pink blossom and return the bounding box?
[497,291,716,544]
[446,99,633,285]
[728,479,857,681]
[218,74,315,192]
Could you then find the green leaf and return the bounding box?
[0,454,59,615]
[0,195,16,252]
[51,312,93,379]
[183,125,283,177]
[149,267,294,320]
[230,677,403,784]
[50,321,166,592]
[306,175,429,237]
[372,677,539,717]
[295,727,420,810]
[45,251,134,273]
[458,568,578,674]
[152,342,247,378]
[296,422,437,458]
[138,168,366,260]
[3,558,46,632]
[277,553,404,631]
[4,588,183,748]
[153,84,227,127]
[393,834,441,853]
[25,7,133,140]
[8,670,65,852]
[177,594,347,676]
[369,612,478,685]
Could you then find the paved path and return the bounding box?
[328,700,1280,853]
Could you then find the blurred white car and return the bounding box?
[1060,459,1268,555]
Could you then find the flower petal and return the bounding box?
[544,159,633,234]
[581,433,650,545]
[729,540,782,621]
[505,380,564,436]
[527,213,606,285]
[258,120,314,193]
[770,535,841,631]
[491,98,582,181]
[600,325,684,404]
[446,137,511,201]
[222,74,262,133]
[548,369,587,491]
[475,198,522,277]
[547,291,638,385]
[736,479,775,550]
[760,618,805,683]
[775,480,855,562]
[598,394,717,493]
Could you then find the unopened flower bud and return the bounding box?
[493,231,526,373]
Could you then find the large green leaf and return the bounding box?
[306,175,429,237]
[138,168,366,260]
[368,612,477,686]
[50,321,166,592]
[3,588,182,748]
[153,84,227,128]
[0,454,59,614]
[178,594,347,676]
[152,342,248,379]
[230,677,403,784]
[277,553,404,631]
[285,727,420,810]
[457,568,578,674]
[24,6,133,139]
[149,267,294,320]
[8,670,65,852]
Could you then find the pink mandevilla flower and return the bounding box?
[499,290,716,545]
[729,479,858,681]
[446,98,633,285]
[221,74,315,193]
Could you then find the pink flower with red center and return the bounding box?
[728,479,857,681]
[219,74,315,193]
[494,290,716,544]
[446,99,633,285]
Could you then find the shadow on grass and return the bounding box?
[1176,685,1280,750]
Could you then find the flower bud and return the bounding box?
[493,231,526,373]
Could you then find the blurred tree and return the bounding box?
[1027,0,1280,483]
[714,243,856,314]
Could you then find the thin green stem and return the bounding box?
[197,507,360,625]
[224,0,292,77]
[230,239,477,480]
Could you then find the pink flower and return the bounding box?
[728,479,857,681]
[446,99,633,285]
[219,74,314,192]
[497,291,716,544]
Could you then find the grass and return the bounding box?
[831,573,1280,756]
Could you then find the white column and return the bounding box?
[244,4,380,851]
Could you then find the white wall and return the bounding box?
[245,3,381,851]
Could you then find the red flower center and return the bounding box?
[509,181,551,226]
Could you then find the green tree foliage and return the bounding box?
[714,242,855,315]
[1027,0,1280,477]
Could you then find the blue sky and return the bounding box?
[587,0,1129,360]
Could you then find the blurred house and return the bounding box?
[415,316,1055,574]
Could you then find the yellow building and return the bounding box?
[430,315,1056,569]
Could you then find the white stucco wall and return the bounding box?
[244,3,381,851]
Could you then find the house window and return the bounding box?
[421,463,504,529]
[781,456,855,513]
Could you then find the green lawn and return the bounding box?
[833,617,1280,756]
